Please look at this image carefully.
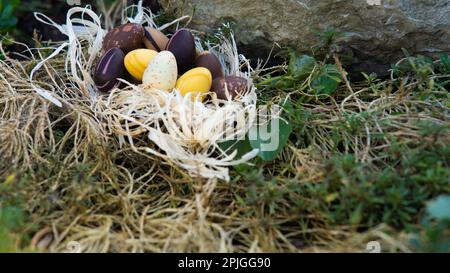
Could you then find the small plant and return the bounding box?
[391,52,450,101]
[311,27,347,57]
[204,22,236,46]
[256,28,347,100]
[257,50,342,99]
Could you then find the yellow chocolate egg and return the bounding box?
[143,51,178,92]
[175,67,212,98]
[124,49,158,81]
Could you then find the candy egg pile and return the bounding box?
[93,23,248,100]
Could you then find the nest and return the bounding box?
[29,2,259,181]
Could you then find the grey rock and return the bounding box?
[160,0,450,76]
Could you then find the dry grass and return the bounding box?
[0,3,449,253]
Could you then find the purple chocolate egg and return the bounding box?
[93,47,126,92]
[166,28,196,74]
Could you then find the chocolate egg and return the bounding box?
[175,67,212,98]
[212,76,248,100]
[143,51,178,92]
[102,23,144,54]
[166,28,196,74]
[194,51,224,79]
[143,27,169,52]
[124,49,158,81]
[94,47,126,92]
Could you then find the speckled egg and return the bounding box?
[175,67,212,98]
[142,51,178,92]
[124,49,158,81]
[102,23,144,54]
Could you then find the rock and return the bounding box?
[160,0,450,76]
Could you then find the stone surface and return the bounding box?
[160,0,450,76]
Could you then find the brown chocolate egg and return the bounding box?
[212,76,248,100]
[93,47,126,92]
[194,51,224,79]
[166,28,196,74]
[143,27,169,52]
[102,23,144,54]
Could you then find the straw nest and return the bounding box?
[27,2,260,181]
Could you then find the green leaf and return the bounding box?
[350,204,363,226]
[249,117,292,161]
[427,195,450,220]
[311,64,342,95]
[218,138,253,160]
[288,52,316,79]
[282,98,294,114]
